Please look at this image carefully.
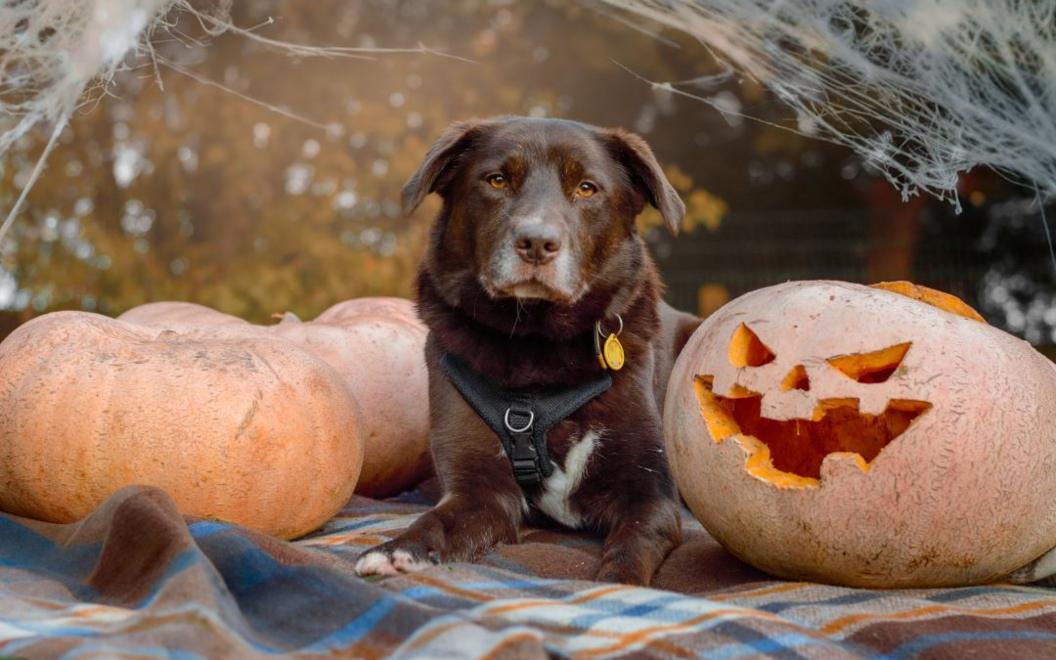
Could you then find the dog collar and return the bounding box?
[439,352,613,490]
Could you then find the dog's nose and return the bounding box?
[514,225,562,265]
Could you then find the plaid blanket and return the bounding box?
[2,485,1056,658]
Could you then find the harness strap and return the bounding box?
[439,353,613,489]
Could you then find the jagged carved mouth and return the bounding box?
[694,375,931,488]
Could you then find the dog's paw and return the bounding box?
[595,559,650,586]
[355,545,436,577]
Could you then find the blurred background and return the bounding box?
[1,0,1053,358]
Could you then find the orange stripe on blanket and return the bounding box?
[484,588,827,658]
[400,620,464,653]
[710,582,809,602]
[398,584,576,655]
[481,632,543,660]
[405,573,497,603]
[70,604,126,619]
[576,607,789,658]
[821,599,1056,635]
[483,584,630,616]
[336,536,389,547]
[402,582,824,658]
[401,617,698,658]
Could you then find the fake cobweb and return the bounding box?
[602,0,1056,208]
[0,0,196,240]
[0,0,438,242]
[0,1,174,152]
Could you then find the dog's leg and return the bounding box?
[581,412,682,586]
[355,360,529,578]
[595,497,681,586]
[355,489,524,577]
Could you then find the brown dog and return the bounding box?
[354,117,701,585]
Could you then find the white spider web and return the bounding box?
[602,0,1056,209]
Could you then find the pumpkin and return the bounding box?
[119,298,431,497]
[118,301,249,327]
[664,280,1056,587]
[315,297,422,326]
[0,311,363,539]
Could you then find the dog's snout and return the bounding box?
[514,225,563,265]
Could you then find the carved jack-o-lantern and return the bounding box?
[664,280,1056,587]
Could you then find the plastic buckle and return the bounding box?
[505,402,540,486]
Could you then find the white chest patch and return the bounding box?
[535,430,600,528]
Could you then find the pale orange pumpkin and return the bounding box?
[0,311,363,539]
[118,301,250,327]
[315,297,422,326]
[664,280,1056,587]
[119,298,432,497]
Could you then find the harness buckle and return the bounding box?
[505,402,540,486]
[508,433,542,486]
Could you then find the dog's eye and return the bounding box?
[486,174,507,189]
[576,181,598,198]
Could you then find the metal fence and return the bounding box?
[650,208,988,317]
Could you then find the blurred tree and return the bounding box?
[1,0,758,323]
[1,0,1047,347]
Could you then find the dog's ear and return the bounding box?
[402,120,486,215]
[602,128,685,236]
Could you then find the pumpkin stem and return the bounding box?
[271,311,302,324]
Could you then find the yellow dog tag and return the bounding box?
[602,333,625,371]
[594,316,625,371]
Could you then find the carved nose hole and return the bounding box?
[781,364,811,391]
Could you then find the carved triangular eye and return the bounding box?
[827,342,911,383]
[728,323,776,368]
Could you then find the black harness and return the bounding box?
[439,352,613,489]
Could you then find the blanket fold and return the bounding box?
[1,485,1055,658]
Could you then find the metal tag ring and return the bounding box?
[597,313,624,338]
[504,408,535,433]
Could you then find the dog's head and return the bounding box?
[405,117,683,320]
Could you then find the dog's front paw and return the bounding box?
[595,557,650,586]
[355,541,437,577]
